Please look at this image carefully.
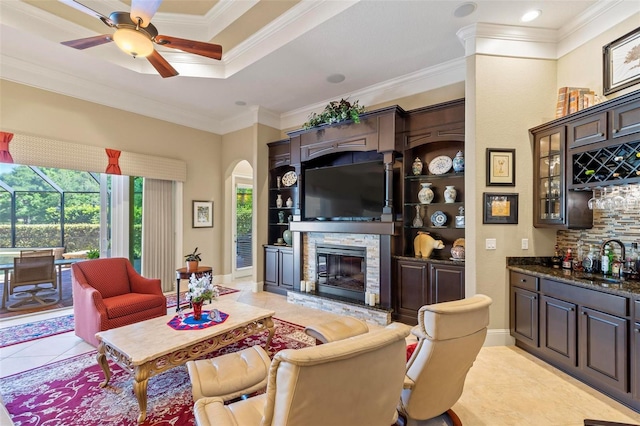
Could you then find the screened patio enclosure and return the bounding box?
[0,164,143,267]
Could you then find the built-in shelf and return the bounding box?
[289,221,399,235]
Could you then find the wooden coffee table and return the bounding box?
[95,298,275,423]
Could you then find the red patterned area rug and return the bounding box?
[0,287,239,349]
[0,318,314,425]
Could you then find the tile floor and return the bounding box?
[1,279,639,425]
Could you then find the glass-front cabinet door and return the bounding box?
[534,126,565,227]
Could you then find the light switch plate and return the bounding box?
[486,238,497,250]
[521,238,529,250]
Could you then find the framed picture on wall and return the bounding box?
[483,193,518,224]
[192,200,213,228]
[603,26,640,95]
[486,148,516,186]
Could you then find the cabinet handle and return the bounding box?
[600,133,605,137]
[613,129,618,134]
[635,328,640,333]
[520,279,527,283]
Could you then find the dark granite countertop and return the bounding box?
[394,255,465,266]
[507,262,640,298]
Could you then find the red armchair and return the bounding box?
[71,257,166,346]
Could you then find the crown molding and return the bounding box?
[223,0,359,78]
[556,1,640,58]
[0,52,223,134]
[456,1,639,60]
[219,106,281,135]
[456,23,558,60]
[279,58,466,130]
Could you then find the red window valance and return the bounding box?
[105,148,122,175]
[0,132,14,163]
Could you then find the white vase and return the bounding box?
[276,194,283,208]
[417,183,434,204]
[444,185,457,203]
[286,197,293,208]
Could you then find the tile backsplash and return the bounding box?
[557,185,640,258]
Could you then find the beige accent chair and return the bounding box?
[4,250,57,311]
[304,316,369,344]
[187,346,272,402]
[193,322,410,426]
[397,294,492,426]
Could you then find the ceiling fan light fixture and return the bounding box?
[130,0,162,28]
[113,28,154,58]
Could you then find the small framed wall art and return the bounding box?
[192,200,213,228]
[483,193,518,224]
[603,26,640,95]
[486,148,516,186]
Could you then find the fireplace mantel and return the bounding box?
[289,221,399,235]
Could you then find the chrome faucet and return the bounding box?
[601,239,626,276]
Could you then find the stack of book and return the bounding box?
[555,87,595,118]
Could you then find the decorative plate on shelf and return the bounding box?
[430,210,447,227]
[428,155,453,175]
[281,171,297,187]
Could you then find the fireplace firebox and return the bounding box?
[315,244,366,302]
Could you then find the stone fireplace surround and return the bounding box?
[286,231,392,325]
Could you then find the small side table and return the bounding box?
[175,266,213,312]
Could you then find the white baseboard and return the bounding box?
[253,281,264,292]
[215,274,233,284]
[484,329,514,347]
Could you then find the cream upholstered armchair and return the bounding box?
[398,295,492,426]
[193,322,410,426]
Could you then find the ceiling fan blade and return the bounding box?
[61,35,112,50]
[58,0,114,26]
[155,35,222,60]
[130,0,162,27]
[147,50,178,78]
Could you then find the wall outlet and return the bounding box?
[522,238,529,250]
[485,238,497,250]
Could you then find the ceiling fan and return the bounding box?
[59,0,223,78]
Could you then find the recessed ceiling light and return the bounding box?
[521,9,541,22]
[453,2,477,18]
[326,73,346,84]
[235,101,247,106]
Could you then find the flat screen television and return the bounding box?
[304,161,384,220]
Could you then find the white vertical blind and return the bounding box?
[141,178,175,292]
[110,175,130,258]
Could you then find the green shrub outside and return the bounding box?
[0,224,99,251]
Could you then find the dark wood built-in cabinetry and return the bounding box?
[394,258,464,325]
[531,124,592,229]
[530,89,640,229]
[401,100,465,256]
[392,100,466,322]
[510,271,539,347]
[265,100,466,323]
[509,269,637,411]
[264,245,294,295]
